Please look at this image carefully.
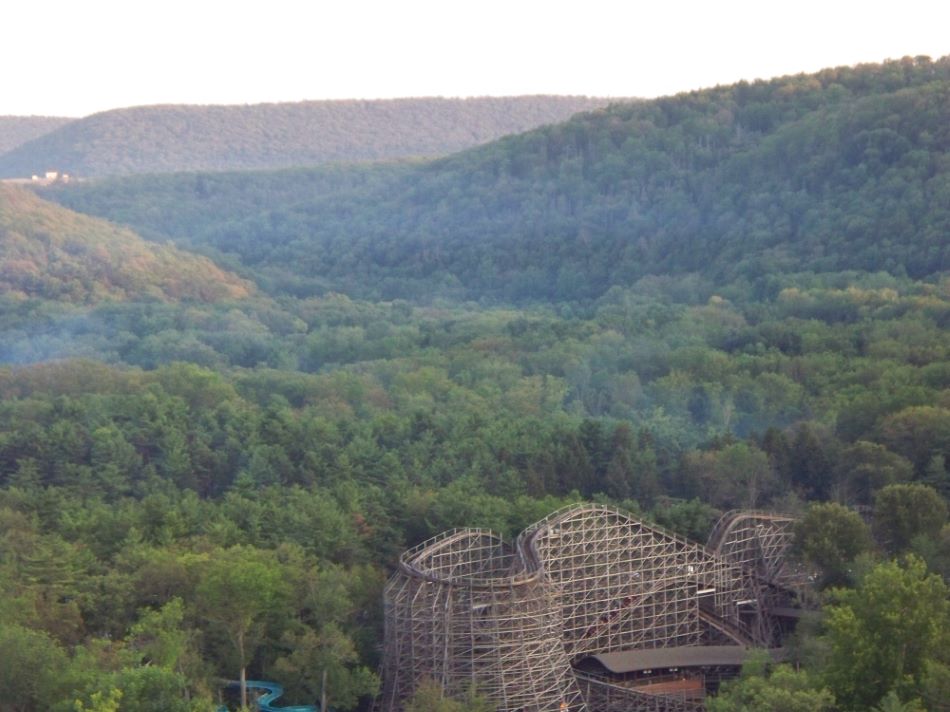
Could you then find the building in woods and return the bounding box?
[379,504,806,712]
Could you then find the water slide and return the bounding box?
[218,679,323,712]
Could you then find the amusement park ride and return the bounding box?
[379,504,807,712]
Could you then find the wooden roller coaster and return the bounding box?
[379,505,804,712]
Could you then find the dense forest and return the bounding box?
[48,56,950,302]
[0,116,73,155]
[1,57,950,712]
[0,97,612,178]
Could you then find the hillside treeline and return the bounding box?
[0,115,72,154]
[0,96,613,178]
[0,185,251,303]
[2,270,950,709]
[49,56,950,302]
[2,57,950,711]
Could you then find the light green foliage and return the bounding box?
[105,667,199,712]
[822,556,949,710]
[403,679,494,712]
[195,547,290,708]
[74,689,122,712]
[708,661,834,712]
[130,598,191,669]
[272,624,378,710]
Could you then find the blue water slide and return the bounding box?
[218,679,324,712]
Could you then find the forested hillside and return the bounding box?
[1,273,949,709]
[50,56,950,302]
[0,184,251,302]
[3,57,950,712]
[0,115,73,154]
[0,96,613,177]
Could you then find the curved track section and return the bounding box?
[707,511,797,586]
[381,529,585,712]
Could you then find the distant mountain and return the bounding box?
[0,184,251,302]
[0,116,74,154]
[0,97,615,178]
[48,57,950,302]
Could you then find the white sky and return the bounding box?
[4,0,949,117]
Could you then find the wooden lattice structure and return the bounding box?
[380,505,802,712]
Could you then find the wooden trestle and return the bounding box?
[379,505,802,712]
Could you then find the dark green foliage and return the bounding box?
[793,502,872,586]
[48,57,950,302]
[873,483,949,553]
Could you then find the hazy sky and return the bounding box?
[5,0,949,117]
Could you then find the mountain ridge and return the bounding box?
[0,184,252,303]
[0,96,618,178]
[0,116,74,155]
[47,56,950,302]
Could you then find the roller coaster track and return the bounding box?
[706,510,798,587]
[381,504,805,712]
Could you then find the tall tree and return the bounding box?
[792,502,872,586]
[708,661,834,712]
[195,547,289,709]
[873,484,948,554]
[822,557,949,711]
[272,624,378,711]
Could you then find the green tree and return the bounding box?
[403,678,493,712]
[195,547,289,709]
[873,690,925,712]
[921,660,950,712]
[128,598,210,703]
[877,406,950,475]
[74,689,122,712]
[682,443,777,509]
[789,424,835,500]
[0,623,73,711]
[873,484,948,553]
[708,661,834,712]
[129,598,190,670]
[822,556,949,710]
[272,624,378,711]
[108,667,199,712]
[792,502,872,586]
[832,441,912,506]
